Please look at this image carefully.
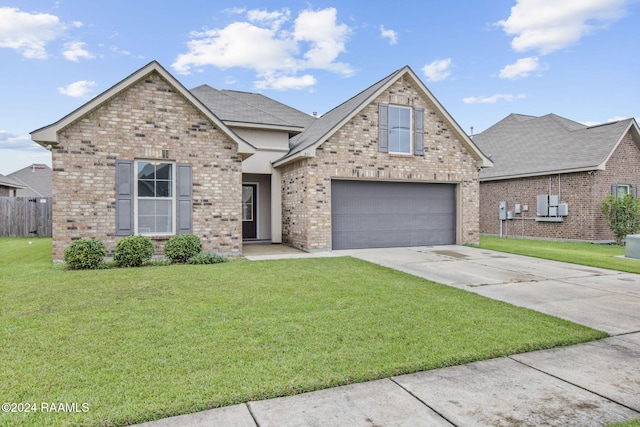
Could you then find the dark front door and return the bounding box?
[242,184,257,239]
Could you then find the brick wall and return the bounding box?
[51,70,242,260]
[479,130,640,241]
[281,75,481,250]
[0,187,10,197]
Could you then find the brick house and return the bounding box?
[31,61,491,260]
[473,113,640,241]
[0,174,24,197]
[7,164,52,197]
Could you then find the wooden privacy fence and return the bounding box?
[0,197,52,237]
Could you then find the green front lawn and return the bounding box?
[479,235,640,273]
[1,238,606,427]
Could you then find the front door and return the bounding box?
[242,184,257,239]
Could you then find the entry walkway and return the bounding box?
[136,246,640,426]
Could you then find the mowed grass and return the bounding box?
[479,235,640,273]
[0,238,606,427]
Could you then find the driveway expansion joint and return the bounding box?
[507,354,640,415]
[388,377,457,426]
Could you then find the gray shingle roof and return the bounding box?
[0,174,24,189]
[8,164,52,197]
[473,113,638,180]
[284,67,405,159]
[190,85,315,130]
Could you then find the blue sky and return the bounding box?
[1,0,639,174]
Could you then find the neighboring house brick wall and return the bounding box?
[51,71,242,260]
[281,77,481,250]
[0,187,10,196]
[479,131,640,241]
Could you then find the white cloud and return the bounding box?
[255,74,317,90]
[62,41,94,62]
[380,25,398,45]
[293,8,353,76]
[172,7,353,90]
[247,8,290,30]
[463,94,526,104]
[0,130,39,151]
[57,80,96,98]
[497,0,628,54]
[0,7,66,59]
[422,59,452,82]
[499,56,547,79]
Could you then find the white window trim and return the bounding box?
[134,160,177,236]
[616,184,631,198]
[388,105,413,155]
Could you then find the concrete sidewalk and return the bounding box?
[135,246,640,426]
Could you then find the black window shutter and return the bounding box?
[378,103,389,153]
[176,163,193,234]
[414,108,425,156]
[115,160,134,236]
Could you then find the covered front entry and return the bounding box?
[242,173,272,241]
[331,180,456,250]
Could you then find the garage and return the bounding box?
[331,180,456,250]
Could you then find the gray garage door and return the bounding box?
[331,180,456,250]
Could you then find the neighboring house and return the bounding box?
[0,174,24,197]
[473,113,640,241]
[7,164,53,197]
[31,61,491,260]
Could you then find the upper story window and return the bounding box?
[389,106,412,154]
[378,103,424,156]
[136,161,174,235]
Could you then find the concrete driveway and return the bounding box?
[338,245,640,336]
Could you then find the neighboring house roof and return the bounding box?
[191,85,315,132]
[30,61,256,157]
[474,113,640,181]
[7,164,52,197]
[274,65,492,168]
[0,173,24,190]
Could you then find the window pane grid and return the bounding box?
[137,161,174,235]
[389,106,411,153]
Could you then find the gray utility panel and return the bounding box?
[331,180,456,250]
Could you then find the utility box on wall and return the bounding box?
[537,195,549,217]
[536,194,568,220]
[499,201,508,220]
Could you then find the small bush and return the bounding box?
[63,238,107,270]
[164,234,202,263]
[114,235,154,267]
[187,252,227,265]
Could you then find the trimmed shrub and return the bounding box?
[114,235,154,267]
[187,252,227,265]
[63,238,107,270]
[164,234,202,263]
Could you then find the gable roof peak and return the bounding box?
[474,112,640,180]
[30,60,255,156]
[275,65,491,168]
